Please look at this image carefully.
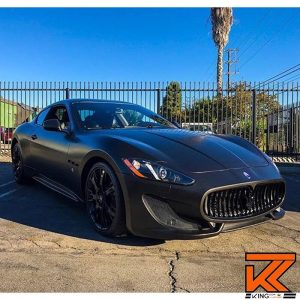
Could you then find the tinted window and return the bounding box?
[36,108,50,126]
[45,106,70,130]
[72,102,176,130]
[78,109,96,122]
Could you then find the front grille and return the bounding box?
[203,182,285,220]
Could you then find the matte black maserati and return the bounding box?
[11,99,286,239]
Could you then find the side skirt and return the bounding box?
[32,174,83,202]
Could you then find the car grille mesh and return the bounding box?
[204,182,285,220]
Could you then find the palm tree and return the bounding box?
[211,8,233,96]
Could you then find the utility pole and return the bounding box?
[224,48,239,135]
[225,48,239,94]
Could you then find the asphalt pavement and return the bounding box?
[0,160,299,292]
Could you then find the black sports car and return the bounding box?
[11,99,285,239]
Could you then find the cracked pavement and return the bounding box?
[0,160,299,292]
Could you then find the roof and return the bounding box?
[54,99,137,106]
[0,98,33,111]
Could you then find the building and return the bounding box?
[0,98,34,128]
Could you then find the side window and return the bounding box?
[78,109,95,122]
[45,106,70,130]
[36,108,50,126]
[123,110,143,126]
[77,109,97,129]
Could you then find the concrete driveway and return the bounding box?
[0,160,299,292]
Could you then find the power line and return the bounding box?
[273,82,300,98]
[239,11,295,71]
[207,9,270,82]
[209,10,271,82]
[256,64,300,88]
[282,73,300,83]
[237,10,272,59]
[229,9,271,58]
[273,75,300,97]
[239,35,277,70]
[262,66,300,87]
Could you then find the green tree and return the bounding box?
[161,81,182,121]
[182,83,280,149]
[123,110,141,126]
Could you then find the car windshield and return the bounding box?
[72,102,176,130]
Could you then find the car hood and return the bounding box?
[92,128,269,173]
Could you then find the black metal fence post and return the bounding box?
[252,89,257,145]
[65,88,70,99]
[289,106,294,154]
[266,113,270,153]
[0,81,300,161]
[156,88,161,115]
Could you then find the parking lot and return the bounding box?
[0,157,299,292]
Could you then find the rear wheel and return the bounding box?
[12,143,31,184]
[85,162,126,237]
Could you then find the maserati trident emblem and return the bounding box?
[243,171,251,179]
[246,190,255,209]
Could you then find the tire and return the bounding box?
[12,143,31,184]
[85,162,126,237]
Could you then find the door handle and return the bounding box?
[31,134,38,140]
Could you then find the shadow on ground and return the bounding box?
[0,162,164,247]
[0,161,299,247]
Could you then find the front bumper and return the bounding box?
[118,164,286,239]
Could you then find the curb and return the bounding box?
[276,162,300,175]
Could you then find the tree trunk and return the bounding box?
[217,45,224,96]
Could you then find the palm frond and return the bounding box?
[211,7,233,48]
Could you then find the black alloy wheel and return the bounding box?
[85,162,126,237]
[12,143,28,184]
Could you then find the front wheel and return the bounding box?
[85,162,126,237]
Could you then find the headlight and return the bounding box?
[123,158,195,186]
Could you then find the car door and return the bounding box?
[30,105,72,184]
[24,107,51,169]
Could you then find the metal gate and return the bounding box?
[0,81,299,161]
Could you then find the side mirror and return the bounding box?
[171,121,181,128]
[43,119,61,131]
